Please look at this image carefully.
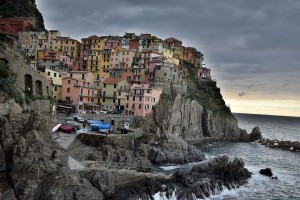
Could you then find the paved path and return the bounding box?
[55,132,77,150]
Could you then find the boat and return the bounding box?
[77,129,88,134]
[59,124,73,133]
[52,123,62,135]
[90,122,111,133]
[85,120,101,125]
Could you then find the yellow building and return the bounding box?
[44,68,63,100]
[83,36,110,80]
[102,78,129,111]
[163,47,174,59]
[173,47,182,59]
[87,36,102,79]
[37,49,46,60]
[53,36,81,59]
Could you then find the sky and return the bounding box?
[35,0,300,117]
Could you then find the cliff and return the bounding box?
[152,61,243,143]
[0,0,45,31]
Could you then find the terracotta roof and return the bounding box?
[102,78,124,84]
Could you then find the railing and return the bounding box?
[82,160,155,173]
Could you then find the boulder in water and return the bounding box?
[259,168,273,177]
[250,127,262,141]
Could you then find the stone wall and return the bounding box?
[0,35,51,98]
[30,100,51,114]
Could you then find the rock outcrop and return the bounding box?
[0,113,103,200]
[259,138,300,153]
[250,127,262,141]
[106,155,251,200]
[148,63,254,144]
[259,168,273,177]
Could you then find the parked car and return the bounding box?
[73,116,84,123]
[99,110,108,114]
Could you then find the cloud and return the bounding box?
[238,92,246,97]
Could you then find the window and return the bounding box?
[126,96,129,100]
[133,96,135,101]
[164,73,167,76]
[54,87,57,91]
[68,80,71,84]
[114,84,117,88]
[104,84,106,88]
[113,99,115,103]
[70,74,73,78]
[67,88,70,93]
[152,98,156,102]
[138,104,142,109]
[54,73,57,77]
[80,97,83,101]
[47,72,50,76]
[126,103,128,108]
[139,96,142,101]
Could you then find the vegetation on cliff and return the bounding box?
[0,0,45,31]
[0,59,23,106]
[184,61,231,115]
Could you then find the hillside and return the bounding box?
[0,0,45,31]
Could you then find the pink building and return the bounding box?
[58,55,79,71]
[124,84,162,117]
[61,71,101,113]
[144,60,158,85]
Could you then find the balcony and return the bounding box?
[90,68,99,72]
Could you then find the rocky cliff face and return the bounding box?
[154,83,242,142]
[0,113,104,200]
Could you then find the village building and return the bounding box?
[101,78,130,112]
[124,84,162,116]
[0,17,32,35]
[61,71,101,113]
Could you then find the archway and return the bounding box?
[0,58,9,79]
[35,80,43,96]
[24,74,33,96]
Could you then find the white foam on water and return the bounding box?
[159,165,181,171]
[151,190,177,200]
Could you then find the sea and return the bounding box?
[154,113,300,200]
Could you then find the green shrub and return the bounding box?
[25,96,32,105]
